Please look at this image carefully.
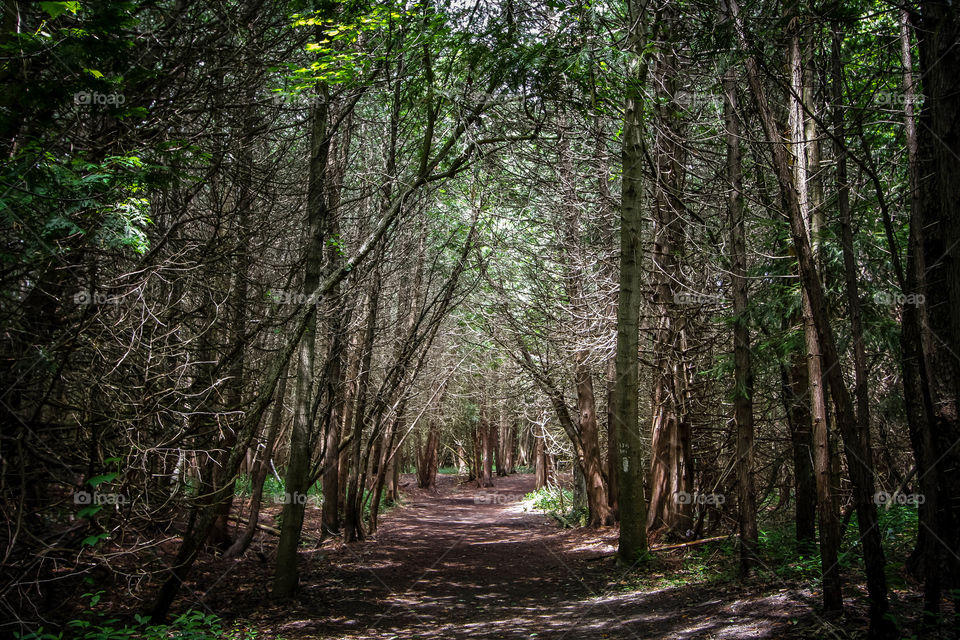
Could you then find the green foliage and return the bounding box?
[288,4,415,86]
[1,147,156,266]
[759,525,837,583]
[612,542,735,592]
[523,486,586,527]
[361,487,398,520]
[757,505,920,587]
[233,474,291,500]
[16,593,264,640]
[525,486,573,512]
[437,466,461,475]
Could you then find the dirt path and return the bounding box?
[245,474,813,639]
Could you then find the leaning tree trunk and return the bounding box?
[786,10,843,612]
[224,359,289,559]
[731,1,894,633]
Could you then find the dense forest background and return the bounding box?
[1,0,958,638]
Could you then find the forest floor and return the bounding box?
[201,473,838,639]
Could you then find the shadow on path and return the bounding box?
[255,474,813,639]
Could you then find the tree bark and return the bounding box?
[724,65,758,576]
[780,360,817,553]
[613,0,650,564]
[272,80,332,599]
[730,1,893,633]
[786,12,843,611]
[907,2,960,629]
[224,359,289,559]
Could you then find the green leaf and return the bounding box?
[39,2,80,19]
[87,472,117,487]
[78,505,103,518]
[81,532,108,547]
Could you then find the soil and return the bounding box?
[203,473,825,639]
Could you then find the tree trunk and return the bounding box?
[272,80,332,599]
[731,1,894,633]
[725,65,758,575]
[780,360,817,553]
[573,362,613,527]
[505,422,517,475]
[645,4,694,541]
[534,423,551,490]
[417,422,439,489]
[343,261,383,543]
[479,412,494,488]
[786,13,843,612]
[224,360,289,559]
[613,0,650,565]
[605,355,619,517]
[907,2,960,629]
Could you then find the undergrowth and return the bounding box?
[523,486,588,527]
[612,504,921,596]
[15,593,265,640]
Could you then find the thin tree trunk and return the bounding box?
[725,65,757,575]
[787,13,843,611]
[224,361,289,559]
[780,360,816,553]
[605,355,619,516]
[343,261,383,543]
[417,422,439,489]
[730,1,894,633]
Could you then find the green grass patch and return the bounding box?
[437,466,462,475]
[233,474,323,501]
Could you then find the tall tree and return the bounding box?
[613,0,651,565]
[730,0,894,634]
[724,64,757,576]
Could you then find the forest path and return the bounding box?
[256,474,809,639]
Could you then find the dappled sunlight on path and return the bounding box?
[264,474,811,639]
